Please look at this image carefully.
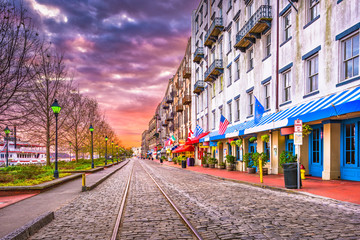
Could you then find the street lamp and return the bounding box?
[105,136,108,165]
[89,124,94,168]
[111,141,114,163]
[51,99,61,178]
[69,142,72,162]
[4,126,10,167]
[116,145,119,163]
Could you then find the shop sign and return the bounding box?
[294,119,302,133]
[294,132,303,145]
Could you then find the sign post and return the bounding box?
[294,119,302,189]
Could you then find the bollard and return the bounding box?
[259,159,263,183]
[82,173,86,192]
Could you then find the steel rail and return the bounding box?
[139,161,204,240]
[110,164,133,240]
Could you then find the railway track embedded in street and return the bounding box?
[111,159,203,240]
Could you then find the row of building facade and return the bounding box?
[141,0,360,182]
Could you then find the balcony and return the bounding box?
[193,80,205,94]
[204,60,224,82]
[183,66,191,78]
[204,18,224,48]
[162,104,169,109]
[162,121,168,127]
[193,47,204,64]
[182,95,191,105]
[176,104,183,112]
[166,96,173,104]
[166,113,174,121]
[234,5,272,52]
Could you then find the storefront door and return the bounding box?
[341,120,360,181]
[309,125,323,177]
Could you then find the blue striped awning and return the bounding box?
[200,86,360,142]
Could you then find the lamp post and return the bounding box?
[89,125,94,168]
[111,141,114,163]
[116,145,119,163]
[69,142,72,162]
[105,136,108,165]
[51,99,61,178]
[4,126,10,167]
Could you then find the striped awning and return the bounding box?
[200,86,360,142]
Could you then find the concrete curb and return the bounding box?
[0,211,54,240]
[158,161,356,205]
[0,173,83,194]
[85,160,130,191]
[61,166,105,174]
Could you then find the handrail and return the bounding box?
[204,17,223,42]
[204,59,223,80]
[193,47,204,59]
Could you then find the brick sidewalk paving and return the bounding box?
[150,159,360,205]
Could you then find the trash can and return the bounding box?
[190,157,195,166]
[160,159,163,164]
[187,157,190,166]
[283,162,302,189]
[181,160,187,168]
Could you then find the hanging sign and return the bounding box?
[294,119,303,133]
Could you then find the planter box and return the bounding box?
[209,164,216,168]
[226,164,235,171]
[247,167,256,174]
[203,164,209,168]
[219,165,226,169]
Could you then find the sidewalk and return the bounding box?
[0,159,130,238]
[152,159,360,205]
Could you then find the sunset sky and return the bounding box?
[25,0,198,148]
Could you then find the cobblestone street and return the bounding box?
[29,158,360,240]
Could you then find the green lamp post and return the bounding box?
[4,126,10,167]
[89,125,94,168]
[105,136,108,165]
[111,141,114,163]
[51,99,61,178]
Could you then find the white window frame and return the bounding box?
[341,33,359,81]
[236,60,240,80]
[212,111,216,129]
[308,0,320,23]
[283,11,291,42]
[265,33,271,58]
[236,99,240,121]
[247,1,254,20]
[306,54,319,94]
[228,66,232,86]
[248,92,253,116]
[282,70,291,103]
[264,83,270,110]
[248,48,254,70]
[228,102,232,123]
[228,29,232,52]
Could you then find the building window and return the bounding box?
[264,83,270,110]
[247,1,254,20]
[236,99,240,121]
[228,102,232,123]
[220,75,224,92]
[219,106,223,118]
[307,55,319,93]
[236,60,240,80]
[283,70,291,102]
[212,111,216,129]
[228,30,232,52]
[309,0,320,22]
[345,123,356,165]
[212,82,216,97]
[283,11,291,42]
[236,19,240,33]
[206,115,209,131]
[342,34,359,81]
[265,34,271,57]
[248,91,253,116]
[248,48,254,70]
[200,8,203,25]
[228,66,232,86]
[219,40,223,59]
[228,0,232,11]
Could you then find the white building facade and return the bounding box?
[191,0,360,181]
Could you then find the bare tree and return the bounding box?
[0,0,39,124]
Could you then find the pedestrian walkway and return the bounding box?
[0,160,130,238]
[152,159,360,205]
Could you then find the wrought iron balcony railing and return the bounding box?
[204,18,224,48]
[182,95,191,105]
[193,80,205,94]
[204,60,224,82]
[193,47,204,64]
[234,5,272,52]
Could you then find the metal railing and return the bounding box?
[193,47,204,59]
[204,17,223,42]
[204,59,223,80]
[194,80,205,91]
[236,5,272,44]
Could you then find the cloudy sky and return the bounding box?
[25,0,198,147]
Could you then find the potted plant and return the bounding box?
[235,138,243,147]
[201,156,209,168]
[253,152,269,175]
[230,140,236,146]
[219,162,226,169]
[280,150,300,189]
[208,157,218,168]
[225,155,236,171]
[261,134,269,143]
[243,153,255,173]
[172,157,178,164]
[160,156,166,163]
[303,124,312,136]
[249,136,257,143]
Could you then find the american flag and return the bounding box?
[194,125,203,138]
[219,114,229,135]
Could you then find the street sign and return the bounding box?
[294,119,302,133]
[294,132,303,145]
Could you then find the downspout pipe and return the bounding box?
[276,0,280,112]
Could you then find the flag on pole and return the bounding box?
[219,115,229,135]
[254,96,265,124]
[171,135,176,142]
[194,125,203,138]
